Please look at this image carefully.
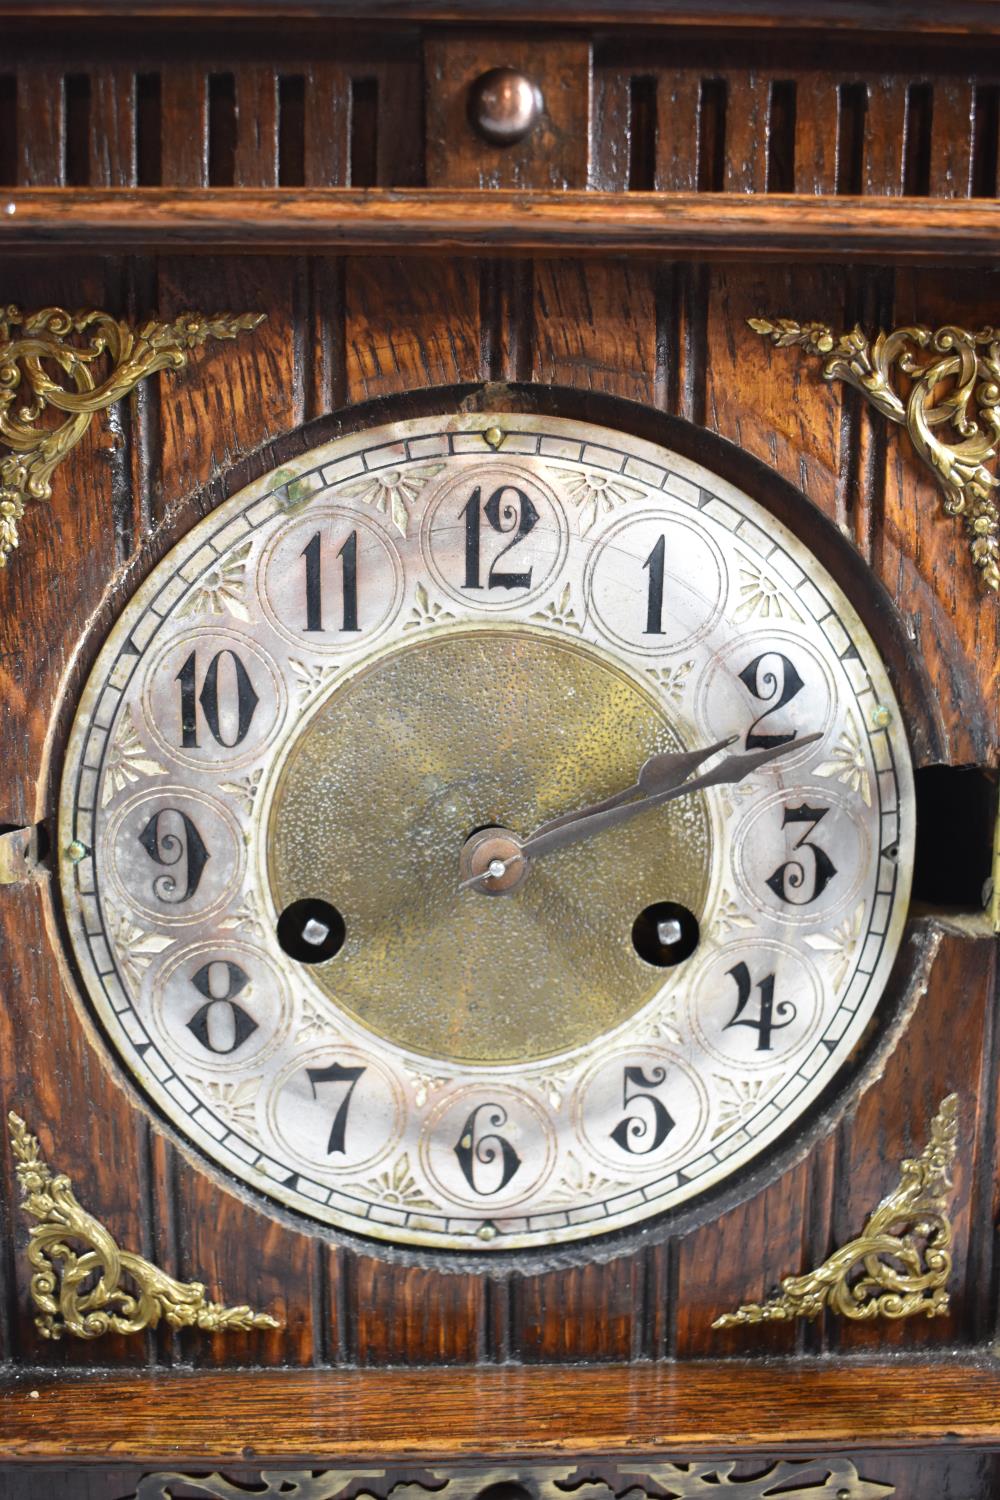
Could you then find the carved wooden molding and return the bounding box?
[0,304,265,566]
[750,317,1000,594]
[8,1112,280,1339]
[714,1094,958,1329]
[129,1460,894,1500]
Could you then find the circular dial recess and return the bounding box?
[60,413,914,1251]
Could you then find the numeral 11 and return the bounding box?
[302,530,360,633]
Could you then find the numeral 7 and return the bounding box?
[306,1062,366,1155]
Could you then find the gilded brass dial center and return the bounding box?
[267,628,712,1065]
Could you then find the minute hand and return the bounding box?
[518,733,823,865]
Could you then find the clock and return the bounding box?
[58,408,914,1252]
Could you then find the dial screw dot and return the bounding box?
[65,840,88,863]
[871,703,892,729]
[483,426,505,450]
[477,1223,497,1241]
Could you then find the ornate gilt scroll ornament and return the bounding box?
[749,317,1000,593]
[130,1460,893,1500]
[0,305,265,565]
[8,1112,280,1339]
[714,1094,958,1329]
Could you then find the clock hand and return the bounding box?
[519,732,822,864]
[460,732,821,889]
[527,734,739,841]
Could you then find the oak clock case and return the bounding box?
[55,401,915,1256]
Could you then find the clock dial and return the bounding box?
[59,412,914,1250]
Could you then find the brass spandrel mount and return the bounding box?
[714,1093,959,1329]
[8,1112,280,1340]
[0,305,265,566]
[750,318,1000,595]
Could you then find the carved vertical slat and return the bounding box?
[374,51,425,188]
[304,62,350,187]
[723,74,770,193]
[863,77,908,195]
[89,67,136,187]
[16,66,64,185]
[589,65,630,191]
[153,258,297,505]
[511,1260,642,1362]
[703,264,843,526]
[234,65,280,187]
[531,260,657,406]
[344,256,482,403]
[160,67,208,186]
[351,1263,487,1365]
[794,75,838,193]
[655,70,702,191]
[929,79,975,197]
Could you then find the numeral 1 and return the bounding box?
[642,533,666,635]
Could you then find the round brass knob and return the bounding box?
[468,67,543,147]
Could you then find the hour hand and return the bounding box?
[528,734,739,841]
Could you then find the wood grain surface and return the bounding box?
[4,190,1000,259]
[5,1361,1000,1460]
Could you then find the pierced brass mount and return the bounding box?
[750,318,1000,594]
[8,1112,280,1340]
[129,1460,894,1500]
[714,1093,958,1328]
[0,305,265,566]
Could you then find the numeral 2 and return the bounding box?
[739,651,805,750]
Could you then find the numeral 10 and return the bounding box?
[301,529,360,634]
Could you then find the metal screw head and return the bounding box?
[477,1223,497,1241]
[468,68,543,147]
[871,703,892,729]
[65,840,88,863]
[483,425,505,450]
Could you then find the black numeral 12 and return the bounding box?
[302,529,360,634]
